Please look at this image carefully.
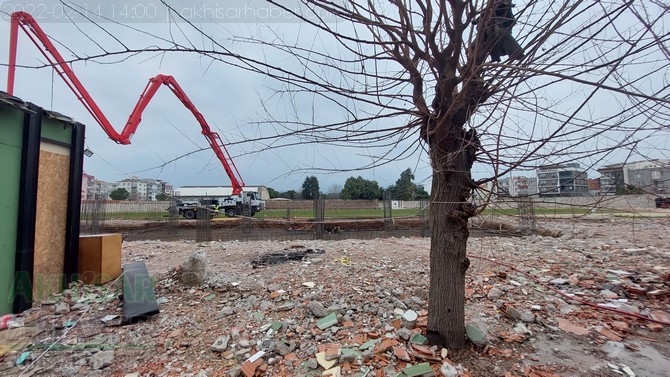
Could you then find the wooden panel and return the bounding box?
[78,234,122,284]
[33,142,70,300]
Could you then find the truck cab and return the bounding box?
[219,191,265,217]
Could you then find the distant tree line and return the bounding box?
[267,168,429,200]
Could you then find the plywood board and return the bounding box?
[33,142,70,300]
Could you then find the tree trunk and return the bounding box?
[426,122,477,348]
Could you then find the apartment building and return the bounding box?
[536,163,588,197]
[598,160,670,195]
[496,176,538,197]
[82,174,173,200]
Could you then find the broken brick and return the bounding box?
[393,346,411,362]
[597,327,623,342]
[557,318,589,336]
[373,338,399,354]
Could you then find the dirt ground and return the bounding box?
[2,215,669,377]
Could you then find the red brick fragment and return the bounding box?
[241,361,256,377]
[393,346,411,361]
[597,327,623,342]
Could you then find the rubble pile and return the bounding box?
[1,216,668,377]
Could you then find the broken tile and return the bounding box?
[317,312,338,330]
[322,366,341,377]
[400,362,434,377]
[409,333,428,345]
[359,338,381,350]
[316,351,337,370]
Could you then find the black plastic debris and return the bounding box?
[122,261,160,324]
[251,249,325,268]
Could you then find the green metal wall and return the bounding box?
[42,116,73,144]
[0,107,24,315]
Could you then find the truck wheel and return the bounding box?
[242,209,251,217]
[184,210,195,219]
[226,209,237,217]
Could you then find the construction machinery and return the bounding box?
[655,197,670,209]
[6,11,263,215]
[169,194,264,219]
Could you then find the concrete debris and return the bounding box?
[440,362,459,377]
[505,306,522,321]
[487,286,503,300]
[211,335,230,352]
[402,309,418,329]
[180,250,209,286]
[307,300,329,318]
[91,350,114,370]
[54,302,70,315]
[270,340,295,356]
[465,322,488,348]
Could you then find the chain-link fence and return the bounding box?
[79,198,431,242]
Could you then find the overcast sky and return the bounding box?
[1,0,667,192]
[0,0,438,192]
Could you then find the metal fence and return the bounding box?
[79,198,431,242]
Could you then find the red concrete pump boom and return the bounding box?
[6,11,245,195]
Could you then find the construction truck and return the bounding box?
[170,192,265,219]
[219,191,265,217]
[168,199,218,219]
[655,197,670,209]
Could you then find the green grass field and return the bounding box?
[254,208,424,219]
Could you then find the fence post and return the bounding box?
[420,199,429,237]
[196,208,212,242]
[518,197,536,236]
[167,197,179,240]
[383,190,394,230]
[242,201,252,235]
[314,194,325,239]
[80,196,106,235]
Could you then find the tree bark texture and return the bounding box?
[425,119,478,348]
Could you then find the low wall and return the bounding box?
[265,199,381,210]
[83,194,660,214]
[81,200,171,213]
[491,194,657,210]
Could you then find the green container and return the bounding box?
[0,104,25,315]
[0,93,85,315]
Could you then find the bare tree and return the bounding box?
[8,0,668,347]
[201,0,666,348]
